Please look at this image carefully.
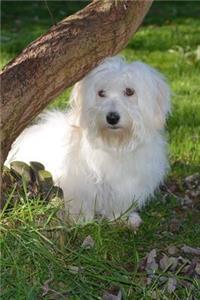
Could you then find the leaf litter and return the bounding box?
[139,245,200,295]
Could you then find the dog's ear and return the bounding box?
[151,68,171,129]
[130,62,171,129]
[69,81,83,110]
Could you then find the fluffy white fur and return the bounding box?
[6,56,171,224]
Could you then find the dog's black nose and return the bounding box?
[106,112,120,125]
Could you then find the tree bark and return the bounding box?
[0,0,153,166]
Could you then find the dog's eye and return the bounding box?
[124,88,135,96]
[98,90,106,97]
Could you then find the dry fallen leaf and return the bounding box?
[181,245,200,256]
[195,262,200,275]
[159,276,168,284]
[102,288,122,300]
[68,265,83,274]
[41,276,67,299]
[159,254,170,270]
[147,290,159,299]
[184,173,200,189]
[145,249,158,274]
[166,277,177,294]
[169,257,179,271]
[139,245,199,296]
[146,276,153,285]
[169,218,182,233]
[81,235,95,249]
[182,195,193,206]
[178,256,191,264]
[184,259,198,276]
[159,254,178,271]
[167,245,178,255]
[42,277,53,296]
[147,249,157,263]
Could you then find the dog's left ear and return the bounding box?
[70,81,83,110]
[151,68,171,129]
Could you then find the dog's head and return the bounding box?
[70,56,171,151]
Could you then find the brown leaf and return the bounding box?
[145,249,158,274]
[184,173,200,189]
[10,161,33,183]
[81,235,95,249]
[195,262,200,275]
[168,257,179,271]
[166,277,177,293]
[42,277,53,296]
[182,195,193,206]
[181,245,200,256]
[159,254,178,272]
[184,258,198,276]
[146,249,157,264]
[160,254,178,271]
[159,254,170,270]
[178,256,191,264]
[68,265,83,274]
[146,276,153,285]
[102,288,122,300]
[167,245,178,255]
[159,276,168,284]
[169,218,182,233]
[147,290,159,299]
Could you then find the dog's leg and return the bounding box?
[128,210,143,232]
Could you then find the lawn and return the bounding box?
[1,1,200,299]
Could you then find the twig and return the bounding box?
[44,0,57,26]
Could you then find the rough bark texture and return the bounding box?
[0,0,153,166]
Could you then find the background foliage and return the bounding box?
[1,1,200,299]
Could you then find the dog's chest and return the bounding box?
[93,158,138,216]
[88,152,138,198]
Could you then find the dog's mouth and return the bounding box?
[107,125,122,130]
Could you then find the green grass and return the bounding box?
[1,193,200,299]
[1,1,200,299]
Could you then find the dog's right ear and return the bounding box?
[70,81,83,110]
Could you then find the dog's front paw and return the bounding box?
[128,212,143,232]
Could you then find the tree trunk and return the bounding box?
[0,0,153,166]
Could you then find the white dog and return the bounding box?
[6,56,171,228]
